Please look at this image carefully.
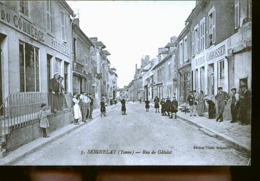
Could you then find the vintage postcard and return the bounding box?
[0,0,251,165]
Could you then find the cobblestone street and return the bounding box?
[14,102,249,165]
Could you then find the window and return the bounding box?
[19,42,39,92]
[208,7,216,46]
[235,0,240,28]
[196,26,200,53]
[247,0,252,19]
[200,18,205,51]
[55,58,62,75]
[219,61,224,79]
[192,30,195,56]
[61,11,66,41]
[47,0,53,32]
[179,41,183,66]
[20,0,28,16]
[73,38,77,61]
[64,62,69,93]
[168,61,171,80]
[184,36,188,61]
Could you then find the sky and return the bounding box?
[66,1,196,88]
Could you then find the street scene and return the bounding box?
[14,102,249,165]
[0,0,251,165]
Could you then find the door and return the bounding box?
[207,64,214,97]
[0,34,6,115]
[47,54,52,92]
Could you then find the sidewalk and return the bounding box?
[150,103,251,154]
[0,104,119,165]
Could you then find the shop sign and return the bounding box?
[194,55,205,66]
[206,44,226,62]
[51,38,70,57]
[0,5,45,42]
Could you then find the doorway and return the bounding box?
[207,64,214,97]
[0,34,6,115]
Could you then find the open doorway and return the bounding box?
[0,33,6,115]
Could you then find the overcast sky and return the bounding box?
[67,1,196,88]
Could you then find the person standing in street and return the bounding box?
[187,91,196,116]
[120,97,126,115]
[239,85,251,125]
[73,94,82,125]
[145,99,150,112]
[165,97,171,117]
[230,88,239,123]
[205,96,216,119]
[100,96,106,117]
[58,76,68,110]
[49,73,60,113]
[170,96,178,119]
[88,93,94,120]
[80,93,90,122]
[160,98,166,116]
[197,90,206,116]
[154,96,160,113]
[215,87,230,122]
[38,103,49,138]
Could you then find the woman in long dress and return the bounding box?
[154,96,160,113]
[121,98,126,115]
[73,94,82,125]
[197,90,206,116]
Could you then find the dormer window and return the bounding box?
[20,0,28,16]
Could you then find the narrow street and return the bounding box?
[15,102,249,165]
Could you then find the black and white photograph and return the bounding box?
[0,0,251,165]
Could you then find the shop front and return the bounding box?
[192,39,228,99]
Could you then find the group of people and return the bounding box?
[72,92,94,125]
[49,72,68,113]
[186,85,251,125]
[143,96,178,119]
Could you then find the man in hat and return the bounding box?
[230,88,239,123]
[165,97,171,117]
[239,85,251,125]
[49,73,60,113]
[88,93,94,119]
[187,90,196,116]
[215,87,230,122]
[170,96,178,119]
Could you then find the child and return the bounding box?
[73,94,82,125]
[100,97,106,117]
[170,97,178,119]
[38,103,49,138]
[121,97,127,115]
[145,99,150,112]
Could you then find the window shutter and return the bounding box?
[205,16,208,48]
[213,10,216,44]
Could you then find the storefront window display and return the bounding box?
[19,41,39,92]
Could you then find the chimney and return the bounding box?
[90,37,98,43]
[74,18,80,26]
[135,64,137,72]
[171,36,177,43]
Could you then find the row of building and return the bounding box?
[0,0,118,110]
[121,0,251,119]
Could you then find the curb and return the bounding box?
[0,105,118,165]
[150,103,250,155]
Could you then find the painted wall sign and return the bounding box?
[206,45,226,61]
[0,5,45,42]
[51,38,70,57]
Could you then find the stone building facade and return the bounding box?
[0,0,73,107]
